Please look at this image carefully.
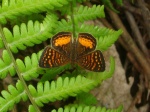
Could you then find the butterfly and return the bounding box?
[39,32,105,72]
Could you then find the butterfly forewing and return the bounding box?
[39,47,69,68]
[52,32,72,56]
[76,33,96,57]
[76,50,105,72]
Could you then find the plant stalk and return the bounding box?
[0,25,41,112]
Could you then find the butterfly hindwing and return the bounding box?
[39,47,69,68]
[76,50,105,72]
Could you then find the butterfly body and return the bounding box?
[39,32,105,72]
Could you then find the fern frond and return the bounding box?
[0,0,69,24]
[0,49,43,80]
[53,19,73,33]
[55,19,99,34]
[51,105,123,112]
[0,50,16,78]
[40,64,72,82]
[96,29,122,51]
[73,5,105,22]
[16,51,43,81]
[54,19,101,35]
[54,5,105,33]
[79,24,122,37]
[3,14,57,53]
[29,75,99,107]
[0,80,28,112]
[78,24,108,37]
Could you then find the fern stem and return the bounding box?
[70,1,76,38]
[0,25,41,112]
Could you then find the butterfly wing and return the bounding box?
[76,50,105,72]
[76,33,96,57]
[52,32,72,57]
[39,47,69,68]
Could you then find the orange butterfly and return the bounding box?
[39,32,105,72]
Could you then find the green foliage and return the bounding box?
[29,75,99,107]
[51,105,123,112]
[73,5,105,23]
[0,50,16,78]
[0,0,69,24]
[96,29,122,51]
[3,14,57,53]
[40,64,72,82]
[0,81,28,112]
[0,0,123,111]
[0,50,43,79]
[16,51,43,81]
